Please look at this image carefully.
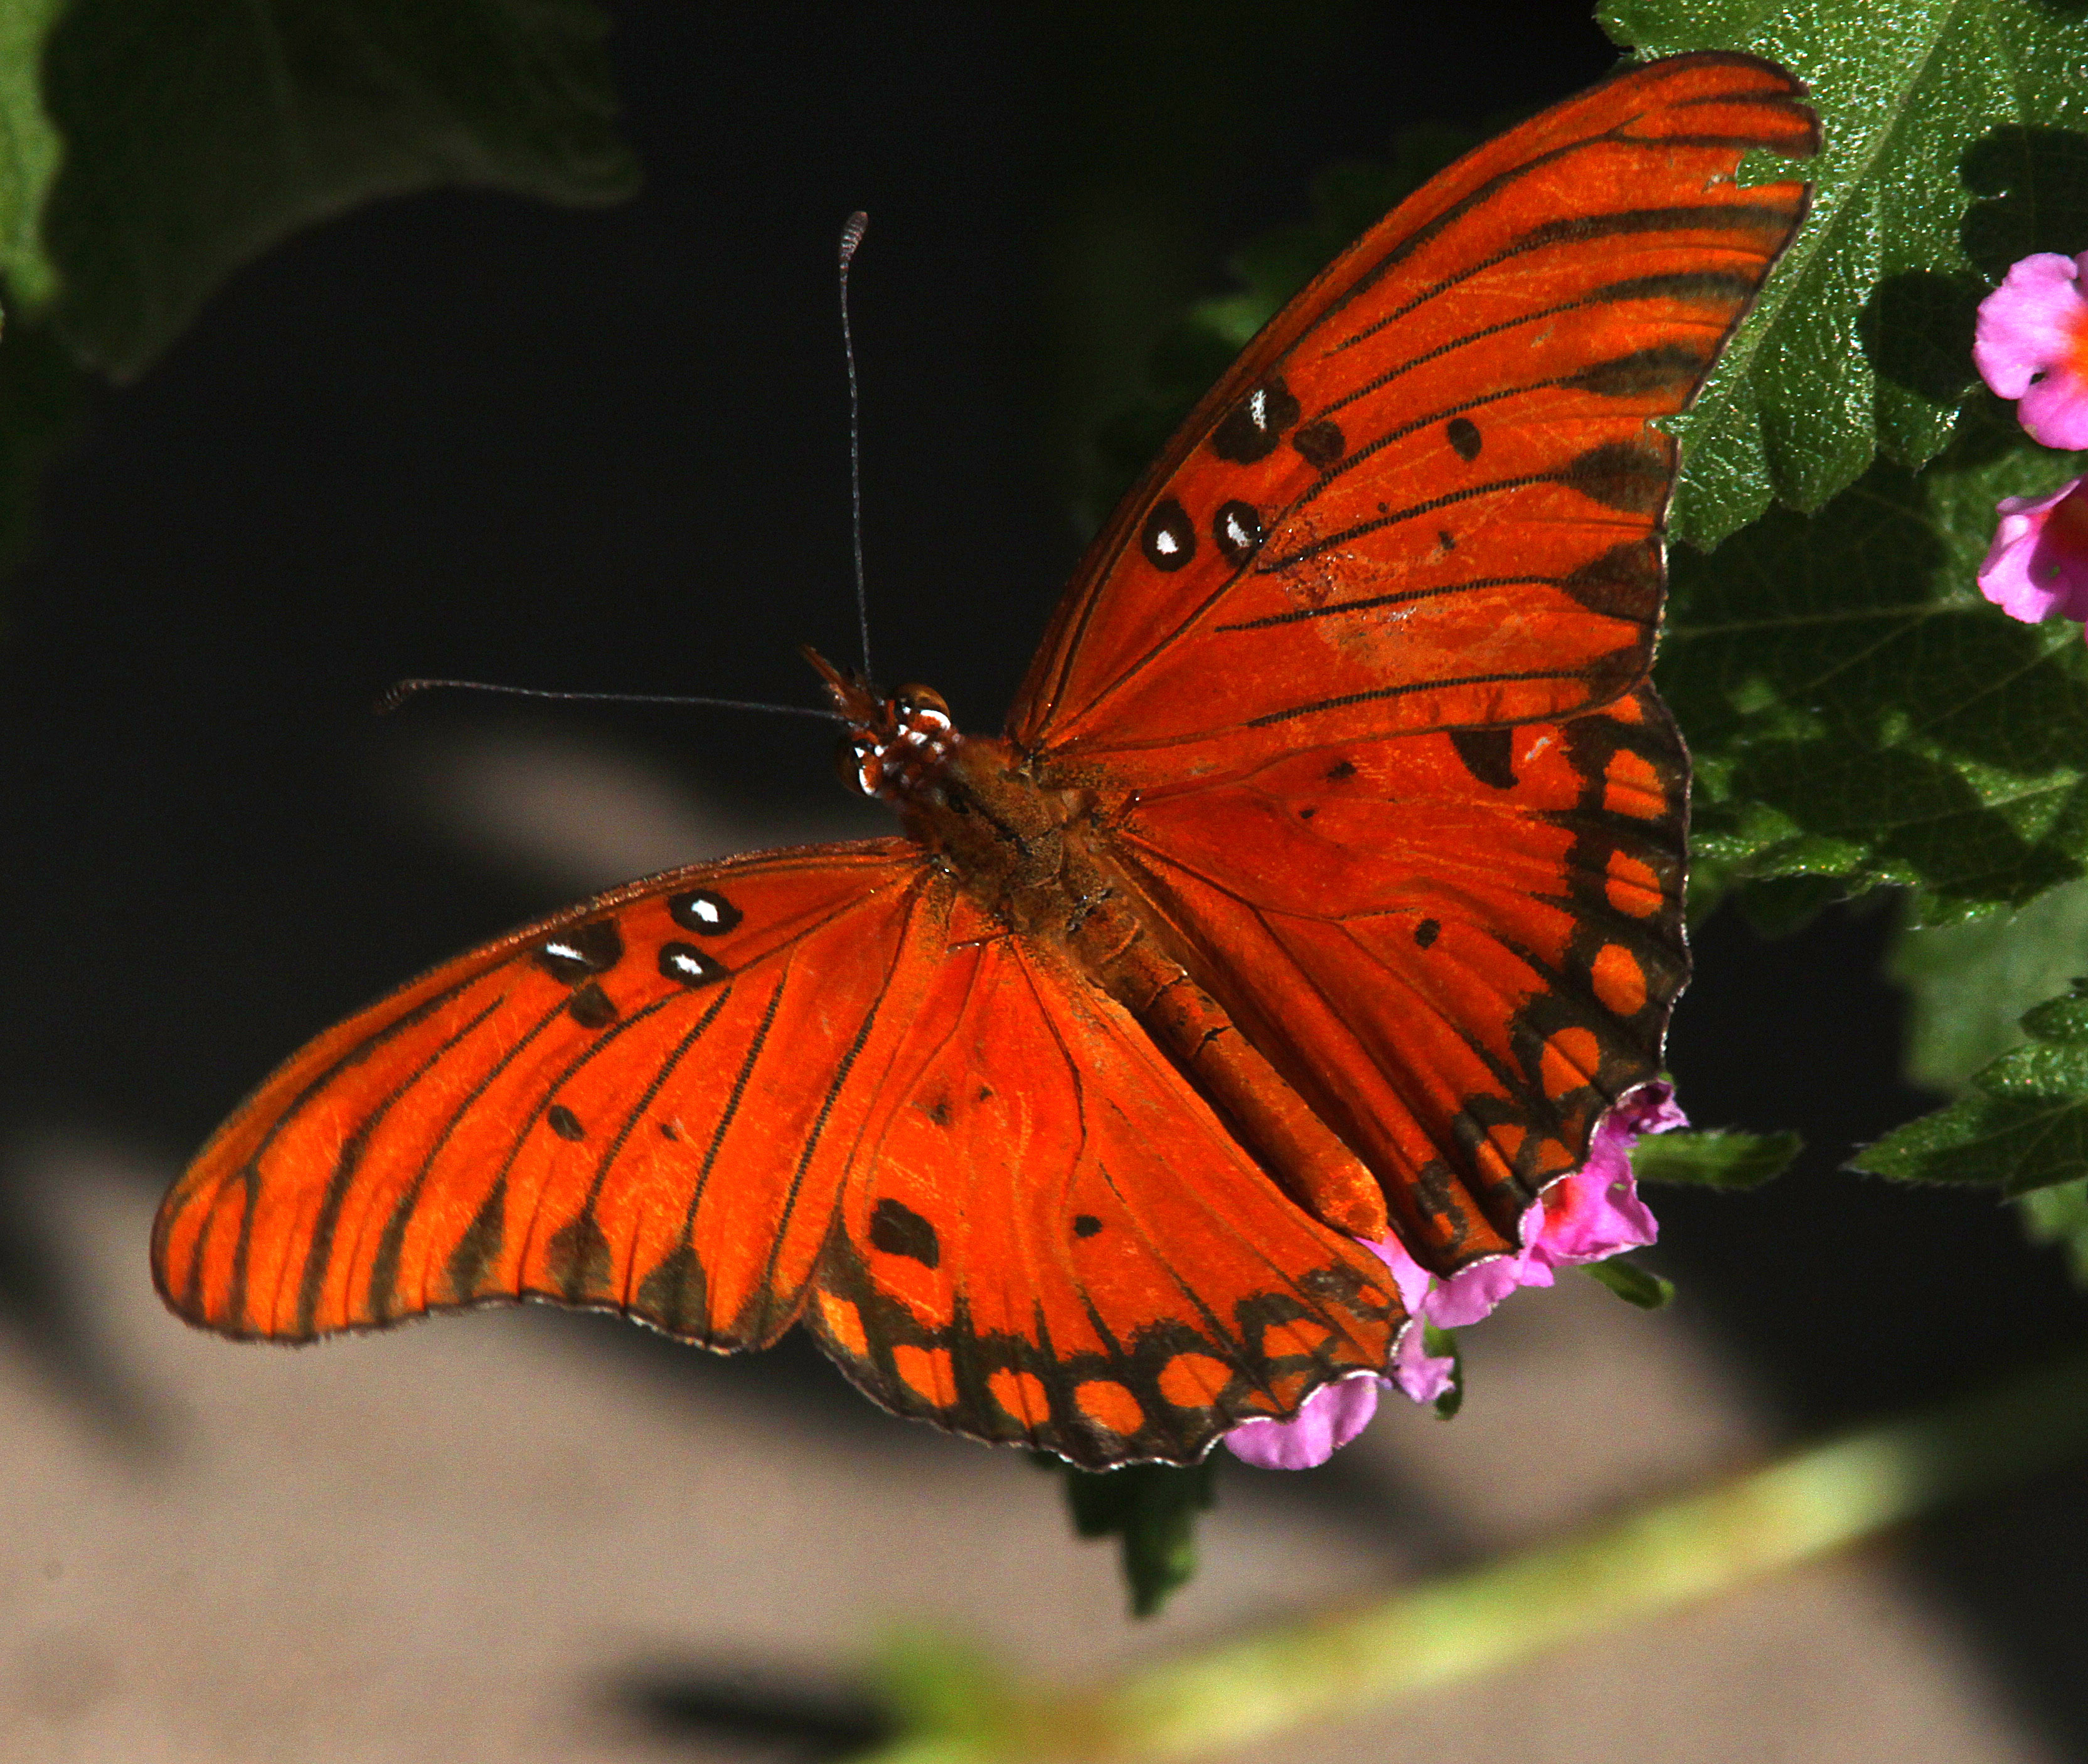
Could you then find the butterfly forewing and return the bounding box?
[152,841,933,1346]
[1010,54,1816,785]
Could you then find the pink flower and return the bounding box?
[1225,1084,1681,1469]
[1429,1082,1677,1328]
[1223,1233,1451,1470]
[1976,252,2088,448]
[1977,477,2088,624]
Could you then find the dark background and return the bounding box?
[3,1,2084,1751]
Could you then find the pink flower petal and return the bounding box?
[1362,1228,1436,1314]
[1976,252,2088,446]
[1363,1231,1457,1399]
[2020,371,2088,452]
[1974,253,2088,400]
[1429,1254,1531,1328]
[1224,1376,1381,1469]
[1387,1322,1457,1406]
[1425,1081,1681,1330]
[1978,477,2088,625]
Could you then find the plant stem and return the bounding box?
[864,1344,2088,1763]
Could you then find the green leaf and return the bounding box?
[1852,979,2088,1193]
[1631,1127,1804,1189]
[0,0,71,311]
[1054,1458,1215,1619]
[1656,399,2088,921]
[2020,1177,2088,1283]
[1892,879,2088,1091]
[1601,0,2088,546]
[30,0,639,377]
[1582,1257,1678,1310]
[1887,886,2088,1259]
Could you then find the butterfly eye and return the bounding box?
[895,685,952,729]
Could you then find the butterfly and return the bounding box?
[152,53,1815,1470]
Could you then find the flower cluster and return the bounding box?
[1224,1083,1684,1469]
[1975,252,2088,624]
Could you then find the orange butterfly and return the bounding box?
[153,55,1815,1469]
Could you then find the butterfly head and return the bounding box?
[804,646,959,803]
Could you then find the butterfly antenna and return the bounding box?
[376,679,838,721]
[839,209,873,684]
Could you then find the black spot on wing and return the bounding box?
[535,919,624,984]
[1594,268,1760,309]
[660,942,729,987]
[1558,342,1710,398]
[568,982,618,1029]
[546,1209,612,1301]
[1449,727,1516,790]
[669,888,742,935]
[1513,200,1804,254]
[636,1243,707,1335]
[1213,501,1264,564]
[1292,418,1343,467]
[1210,376,1301,463]
[1558,440,1670,514]
[1141,497,1196,571]
[1560,539,1663,623]
[1414,918,1441,948]
[445,1179,508,1300]
[547,1104,585,1141]
[1446,417,1481,460]
[869,1198,940,1269]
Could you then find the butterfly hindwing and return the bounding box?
[1011,53,1815,786]
[1104,686,1688,1273]
[152,841,935,1348]
[802,895,1404,1468]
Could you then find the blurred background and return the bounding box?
[3,3,2087,1758]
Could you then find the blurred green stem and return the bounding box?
[866,1345,2088,1763]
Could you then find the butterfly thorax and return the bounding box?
[810,647,1108,938]
[821,689,1105,940]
